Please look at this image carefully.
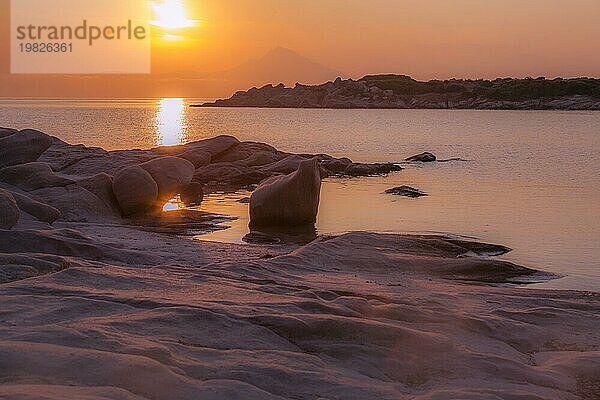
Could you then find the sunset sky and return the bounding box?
[153,0,600,78]
[1,0,599,97]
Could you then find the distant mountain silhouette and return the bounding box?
[216,47,343,89]
[0,47,343,98]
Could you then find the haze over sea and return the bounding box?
[1,98,599,291]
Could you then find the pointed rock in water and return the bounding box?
[0,129,53,168]
[385,185,428,198]
[0,189,20,229]
[112,165,159,216]
[405,152,437,162]
[249,157,321,228]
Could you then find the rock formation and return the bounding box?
[249,158,321,227]
[0,129,53,168]
[385,185,428,197]
[405,152,437,162]
[0,162,74,191]
[139,156,195,201]
[0,189,20,229]
[179,181,204,206]
[0,127,402,226]
[195,75,600,110]
[112,165,159,216]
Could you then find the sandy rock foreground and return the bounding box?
[0,129,598,399]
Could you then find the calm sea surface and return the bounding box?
[1,98,599,291]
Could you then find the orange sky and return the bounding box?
[1,0,599,97]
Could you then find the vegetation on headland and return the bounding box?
[361,75,600,102]
[196,75,600,110]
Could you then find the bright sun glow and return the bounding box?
[151,0,196,30]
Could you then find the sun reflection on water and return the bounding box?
[155,98,186,146]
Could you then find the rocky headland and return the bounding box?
[196,75,600,110]
[0,128,598,400]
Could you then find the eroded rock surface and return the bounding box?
[0,128,597,400]
[0,230,596,400]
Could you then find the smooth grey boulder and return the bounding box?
[0,129,53,168]
[113,165,159,216]
[10,191,61,224]
[0,189,20,229]
[76,173,121,216]
[31,184,121,222]
[405,152,436,162]
[0,162,74,191]
[140,156,195,201]
[178,149,211,168]
[180,135,240,158]
[249,158,321,228]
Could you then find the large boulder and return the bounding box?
[0,162,74,191]
[30,184,121,223]
[0,129,53,168]
[140,156,195,201]
[76,173,121,216]
[10,191,61,224]
[249,158,321,228]
[0,189,20,229]
[178,149,211,168]
[112,165,159,216]
[180,135,240,158]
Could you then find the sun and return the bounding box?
[151,0,196,30]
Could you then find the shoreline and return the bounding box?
[0,128,598,399]
[192,103,600,111]
[195,76,600,111]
